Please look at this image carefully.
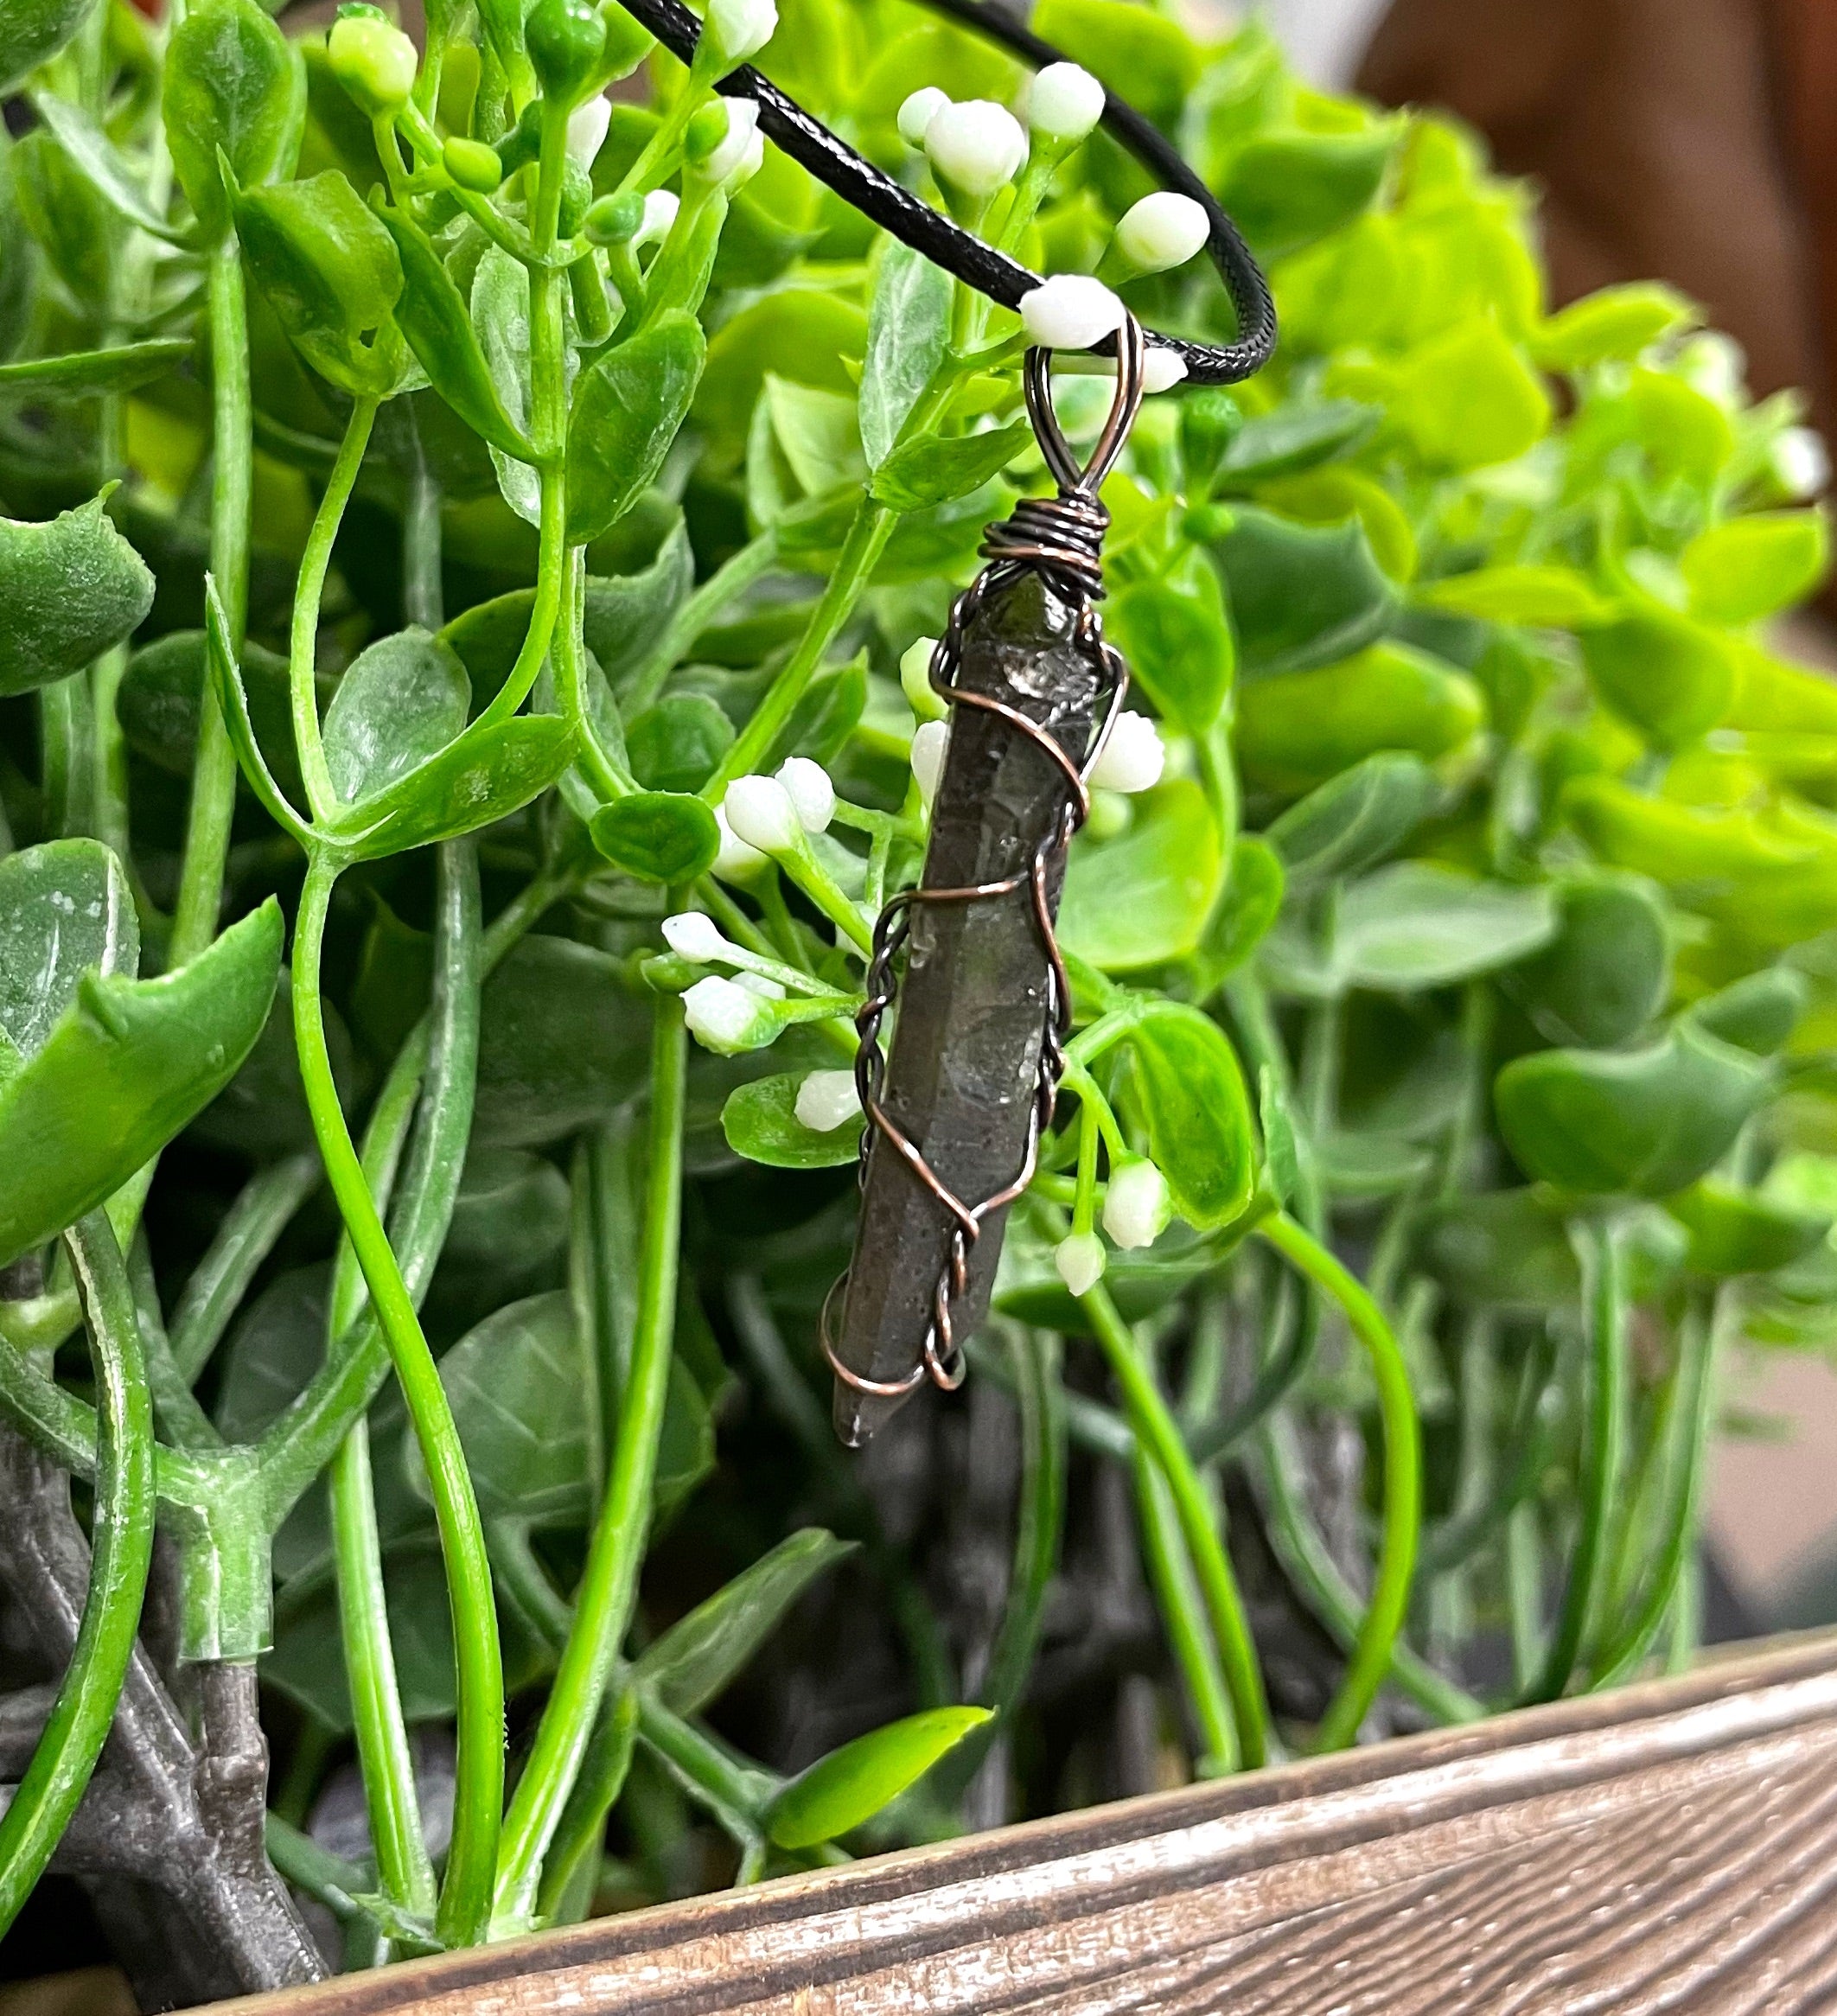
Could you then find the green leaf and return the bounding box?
[0,339,192,403]
[1687,967,1808,1056]
[1667,1181,1830,1278]
[374,202,535,461]
[763,1706,993,1850]
[870,422,1030,513]
[0,902,283,1267]
[1264,863,1557,998]
[233,169,404,398]
[1213,506,1394,679]
[589,791,721,884]
[0,493,155,698]
[1394,319,1551,469]
[473,935,651,1148]
[163,0,305,239]
[1495,1022,1771,1196]
[1530,283,1698,371]
[0,0,90,93]
[412,1292,590,1524]
[1414,1189,1581,1310]
[29,92,188,245]
[1060,779,1224,973]
[1579,606,1736,750]
[322,626,471,808]
[0,841,138,1062]
[1199,833,1285,977]
[214,1264,329,1442]
[996,1246,1217,1334]
[1417,565,1612,628]
[635,1528,854,1714]
[1218,125,1400,259]
[1124,1003,1256,1231]
[627,694,734,794]
[1502,873,1670,1049]
[693,290,867,463]
[202,577,316,845]
[721,1072,860,1169]
[584,520,694,690]
[1681,511,1830,627]
[1105,554,1234,733]
[1265,752,1436,889]
[14,127,117,309]
[858,239,951,469]
[567,313,705,544]
[764,376,864,499]
[1215,399,1379,487]
[327,714,574,859]
[1236,641,1484,794]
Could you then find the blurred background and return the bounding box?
[1257,0,1837,1647]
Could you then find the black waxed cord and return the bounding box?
[610,0,1276,386]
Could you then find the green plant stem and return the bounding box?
[0,1212,154,1943]
[1526,1215,1627,1705]
[707,501,896,793]
[169,1153,321,1382]
[556,547,629,801]
[635,1692,776,1841]
[1256,1210,1421,1751]
[291,396,380,823]
[171,238,252,967]
[1078,1276,1266,1769]
[1506,1500,1545,1692]
[1419,1324,1556,1578]
[1591,1288,1720,1687]
[264,1813,373,1927]
[626,526,779,714]
[494,996,687,1921]
[40,673,94,839]
[1134,1450,1236,1772]
[291,850,502,1947]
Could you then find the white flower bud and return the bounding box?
[1772,425,1831,499]
[663,910,727,961]
[1055,1230,1107,1297]
[706,0,776,67]
[734,970,786,999]
[1144,347,1188,394]
[925,99,1027,198]
[635,188,679,251]
[775,756,835,833]
[692,98,760,185]
[900,635,947,722]
[1677,330,1744,406]
[1103,1158,1170,1249]
[712,802,768,882]
[683,974,777,1052]
[724,774,802,854]
[897,86,948,149]
[910,718,949,807]
[566,93,612,169]
[1113,192,1209,276]
[1089,711,1164,794]
[1019,274,1125,351]
[795,1068,863,1132]
[1028,62,1104,143]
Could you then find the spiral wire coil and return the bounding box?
[822,319,1147,1400]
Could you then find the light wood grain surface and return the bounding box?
[225,1634,1837,2015]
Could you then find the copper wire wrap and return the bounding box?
[821,316,1148,1402]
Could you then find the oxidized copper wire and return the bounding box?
[821,316,1147,1403]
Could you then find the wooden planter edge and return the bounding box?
[228,1629,1837,2015]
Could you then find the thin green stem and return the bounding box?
[170,1154,320,1383]
[291,395,380,824]
[625,526,779,713]
[1079,1276,1266,1768]
[707,501,896,793]
[1256,1211,1421,1751]
[171,238,252,967]
[494,997,687,1921]
[0,1213,154,1942]
[291,852,502,1947]
[1525,1215,1627,1705]
[40,673,94,839]
[1134,1450,1236,1772]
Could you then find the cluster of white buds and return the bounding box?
[923,98,1028,199]
[775,756,835,833]
[909,718,949,807]
[688,97,764,189]
[899,635,948,722]
[1103,1158,1171,1248]
[566,92,612,169]
[1026,61,1104,144]
[702,0,776,71]
[794,1069,863,1132]
[1089,710,1165,794]
[722,757,835,856]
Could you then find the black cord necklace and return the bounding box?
[614,0,1276,386]
[622,0,1275,1440]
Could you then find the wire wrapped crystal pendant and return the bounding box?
[823,316,1148,1445]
